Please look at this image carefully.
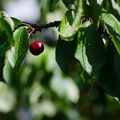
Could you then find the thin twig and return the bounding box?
[22,21,61,32]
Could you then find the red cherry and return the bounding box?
[29,40,44,55]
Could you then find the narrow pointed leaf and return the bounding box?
[11,17,22,28]
[75,29,92,75]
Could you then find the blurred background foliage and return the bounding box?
[0,0,120,120]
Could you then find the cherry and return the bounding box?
[29,40,44,55]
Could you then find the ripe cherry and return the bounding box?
[29,40,44,55]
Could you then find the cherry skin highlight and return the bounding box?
[29,40,44,55]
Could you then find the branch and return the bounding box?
[22,21,61,32]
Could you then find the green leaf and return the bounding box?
[3,61,15,85]
[3,60,21,88]
[56,38,75,73]
[87,0,101,26]
[11,17,22,28]
[59,0,85,41]
[72,0,85,27]
[0,11,14,30]
[101,9,120,34]
[112,35,120,54]
[101,9,120,54]
[6,47,16,68]
[75,31,92,74]
[99,45,120,98]
[59,10,77,41]
[56,37,82,79]
[13,27,29,68]
[0,18,11,78]
[0,18,13,53]
[85,25,106,77]
[75,25,106,78]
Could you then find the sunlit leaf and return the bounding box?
[101,9,120,54]
[101,9,120,34]
[0,11,14,30]
[13,27,29,68]
[75,25,106,78]
[59,10,77,41]
[75,40,92,75]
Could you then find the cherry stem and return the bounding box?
[20,21,61,32]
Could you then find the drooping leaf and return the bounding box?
[75,25,106,78]
[0,11,14,30]
[3,61,15,85]
[85,25,106,78]
[75,31,92,75]
[56,38,75,73]
[3,61,21,88]
[99,44,120,98]
[74,21,93,75]
[56,37,88,84]
[13,27,29,68]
